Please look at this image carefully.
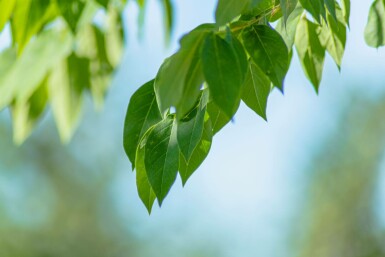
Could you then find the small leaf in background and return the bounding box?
[161,0,174,44]
[242,60,271,120]
[295,17,325,92]
[202,33,246,118]
[280,0,298,24]
[242,25,289,91]
[341,0,350,26]
[0,0,16,31]
[365,0,385,48]
[11,78,48,144]
[179,114,213,185]
[207,100,233,135]
[12,0,55,53]
[177,91,208,162]
[145,116,179,205]
[298,0,325,23]
[215,0,250,26]
[0,29,73,110]
[57,0,86,33]
[276,5,304,50]
[48,54,91,143]
[124,80,162,170]
[135,128,157,214]
[318,12,347,69]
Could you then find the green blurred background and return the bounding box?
[1,0,385,256]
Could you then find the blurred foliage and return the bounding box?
[0,0,174,144]
[295,95,385,257]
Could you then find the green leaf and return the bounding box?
[0,0,16,31]
[365,0,385,48]
[177,91,209,162]
[242,60,271,120]
[202,33,246,118]
[11,78,48,145]
[145,116,179,205]
[298,0,325,23]
[295,17,325,92]
[280,0,298,23]
[57,0,86,33]
[123,80,162,170]
[135,127,157,214]
[12,0,56,53]
[318,12,346,68]
[215,0,250,26]
[207,100,233,135]
[275,5,304,50]
[161,0,174,43]
[0,29,73,110]
[179,114,213,185]
[48,53,90,143]
[242,25,289,91]
[154,25,213,116]
[341,0,350,26]
[324,0,337,21]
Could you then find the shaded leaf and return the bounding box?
[280,0,298,23]
[123,80,162,170]
[145,116,179,205]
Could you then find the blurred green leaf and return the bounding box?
[0,0,16,31]
[365,0,385,48]
[280,0,298,23]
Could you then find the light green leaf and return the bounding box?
[145,116,179,205]
[276,5,304,50]
[179,114,213,185]
[155,25,212,116]
[242,25,289,91]
[242,60,271,120]
[202,33,246,118]
[12,0,56,53]
[48,54,90,143]
[295,17,325,92]
[215,0,250,26]
[298,0,325,23]
[365,0,385,48]
[341,0,350,26]
[318,12,346,68]
[135,127,157,214]
[11,78,48,145]
[177,91,208,162]
[280,0,298,23]
[123,80,162,170]
[0,0,16,31]
[0,29,73,110]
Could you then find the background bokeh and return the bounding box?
[1,0,385,256]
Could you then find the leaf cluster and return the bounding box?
[123,0,385,212]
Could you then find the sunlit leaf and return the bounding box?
[215,0,250,26]
[365,0,385,48]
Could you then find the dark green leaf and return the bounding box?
[57,0,86,33]
[179,114,213,185]
[324,0,337,21]
[298,0,325,23]
[202,33,246,118]
[145,116,179,205]
[136,127,157,214]
[123,80,163,170]
[242,60,271,120]
[242,25,289,91]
